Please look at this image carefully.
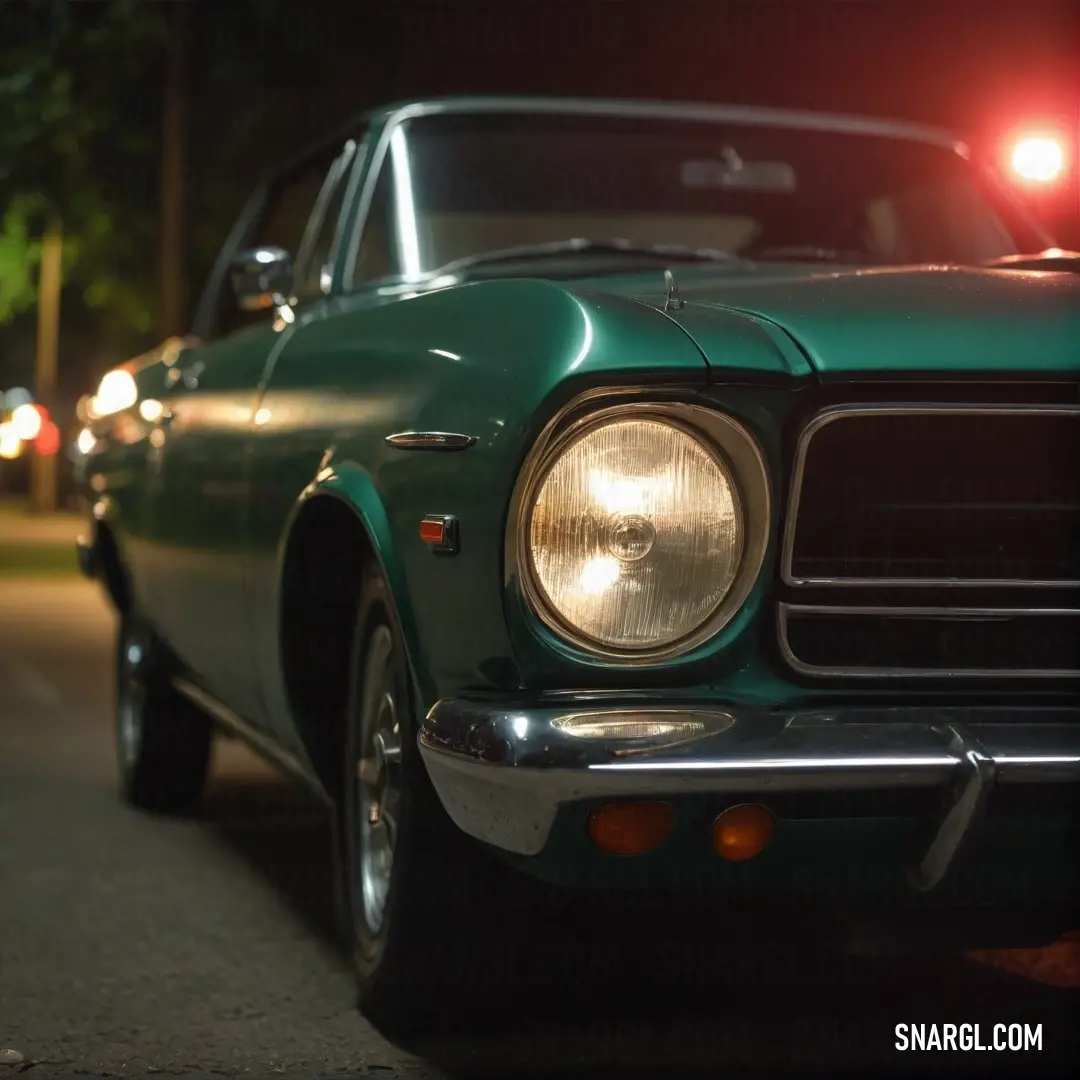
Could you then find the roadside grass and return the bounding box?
[0,542,79,578]
[0,500,82,578]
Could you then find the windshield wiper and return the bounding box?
[744,245,883,264]
[429,238,739,277]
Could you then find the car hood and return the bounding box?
[600,264,1080,377]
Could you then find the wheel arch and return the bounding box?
[276,461,426,798]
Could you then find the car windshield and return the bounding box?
[378,111,1045,278]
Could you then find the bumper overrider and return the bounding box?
[419,702,1080,890]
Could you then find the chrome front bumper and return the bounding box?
[418,701,1080,888]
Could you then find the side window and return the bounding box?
[189,187,264,344]
[293,139,359,303]
[257,160,334,253]
[211,150,338,340]
[351,156,396,285]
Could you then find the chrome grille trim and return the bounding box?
[780,403,1080,589]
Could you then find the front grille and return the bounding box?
[781,605,1080,677]
[784,406,1080,585]
[778,398,1080,681]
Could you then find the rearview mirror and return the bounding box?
[230,246,293,311]
[681,146,797,193]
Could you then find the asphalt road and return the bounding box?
[1,578,1078,1079]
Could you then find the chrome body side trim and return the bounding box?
[418,698,1080,868]
[172,677,329,803]
[777,603,1080,679]
[384,431,477,450]
[780,403,1080,589]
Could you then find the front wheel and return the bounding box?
[115,611,212,814]
[338,568,523,1034]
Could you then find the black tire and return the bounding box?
[338,567,525,1036]
[115,610,213,814]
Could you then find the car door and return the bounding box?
[146,142,353,726]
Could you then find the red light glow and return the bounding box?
[1010,136,1065,183]
[419,519,445,544]
[35,420,61,456]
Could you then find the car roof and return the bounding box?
[360,95,967,154]
[275,94,967,187]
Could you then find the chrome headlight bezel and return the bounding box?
[513,400,772,664]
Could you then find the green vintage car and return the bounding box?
[79,97,1080,1025]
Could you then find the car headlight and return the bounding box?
[90,369,138,418]
[519,404,771,660]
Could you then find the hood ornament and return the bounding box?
[664,268,685,312]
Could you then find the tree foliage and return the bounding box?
[0,0,167,330]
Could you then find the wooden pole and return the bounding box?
[160,0,187,337]
[30,217,62,514]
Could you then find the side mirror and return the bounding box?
[230,246,293,312]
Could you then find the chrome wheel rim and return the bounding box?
[355,624,403,936]
[117,628,147,770]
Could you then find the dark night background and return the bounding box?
[1,0,1078,414]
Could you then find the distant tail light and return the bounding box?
[1010,135,1066,183]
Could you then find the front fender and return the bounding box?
[291,461,425,688]
[262,279,713,706]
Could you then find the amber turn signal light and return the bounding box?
[711,803,774,861]
[587,800,675,855]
